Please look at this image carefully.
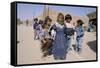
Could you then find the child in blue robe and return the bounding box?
[75,19,84,54]
[50,13,68,60]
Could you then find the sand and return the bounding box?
[17,24,96,65]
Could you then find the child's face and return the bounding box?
[47,20,51,25]
[66,19,71,23]
[58,15,64,24]
[34,20,38,22]
[76,23,80,27]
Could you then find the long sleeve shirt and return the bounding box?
[75,26,84,38]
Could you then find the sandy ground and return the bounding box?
[17,24,97,65]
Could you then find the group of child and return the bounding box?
[33,16,52,41]
[33,13,84,60]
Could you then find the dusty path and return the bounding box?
[17,25,96,65]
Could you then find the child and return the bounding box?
[44,16,52,27]
[33,18,39,40]
[50,13,68,60]
[41,17,53,57]
[64,14,74,52]
[75,19,84,54]
[43,16,52,39]
[36,20,44,41]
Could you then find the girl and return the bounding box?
[75,19,84,54]
[50,13,68,60]
[64,14,75,52]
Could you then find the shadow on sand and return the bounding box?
[87,40,97,53]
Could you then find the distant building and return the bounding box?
[38,5,89,25]
[27,5,89,28]
[87,12,97,32]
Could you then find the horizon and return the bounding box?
[17,3,96,21]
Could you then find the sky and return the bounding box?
[17,3,96,21]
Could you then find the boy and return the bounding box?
[33,18,39,40]
[75,19,84,54]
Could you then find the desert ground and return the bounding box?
[17,24,97,65]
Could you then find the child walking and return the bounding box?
[50,13,68,60]
[36,20,44,41]
[64,14,75,53]
[33,18,39,40]
[75,19,84,54]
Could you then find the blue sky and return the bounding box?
[17,3,96,21]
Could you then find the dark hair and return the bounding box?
[42,23,46,29]
[39,20,43,24]
[34,18,38,21]
[45,16,52,23]
[65,14,72,21]
[77,19,84,26]
[57,13,64,22]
